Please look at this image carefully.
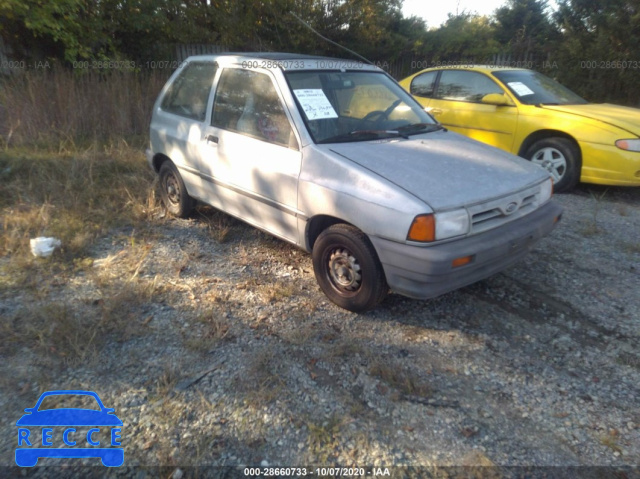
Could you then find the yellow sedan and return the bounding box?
[399,66,640,192]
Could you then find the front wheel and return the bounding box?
[312,224,388,312]
[524,138,580,193]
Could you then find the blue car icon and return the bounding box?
[16,390,123,467]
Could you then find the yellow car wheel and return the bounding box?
[524,138,581,193]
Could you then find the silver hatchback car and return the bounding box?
[147,53,562,312]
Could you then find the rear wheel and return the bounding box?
[524,137,580,193]
[312,224,388,312]
[159,161,194,217]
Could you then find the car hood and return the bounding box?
[16,409,123,426]
[541,103,640,136]
[328,131,547,211]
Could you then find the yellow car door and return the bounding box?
[429,70,519,153]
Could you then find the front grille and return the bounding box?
[468,187,541,235]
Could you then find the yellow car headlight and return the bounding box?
[615,139,640,152]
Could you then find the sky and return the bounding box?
[401,0,509,28]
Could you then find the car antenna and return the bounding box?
[289,11,374,66]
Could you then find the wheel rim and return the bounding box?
[164,172,181,205]
[325,247,362,296]
[530,147,566,182]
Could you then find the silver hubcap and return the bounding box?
[531,147,566,182]
[328,249,361,292]
[166,175,180,204]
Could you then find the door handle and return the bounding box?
[206,134,219,144]
[429,108,443,115]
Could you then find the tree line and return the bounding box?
[1,0,639,106]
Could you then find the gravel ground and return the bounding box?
[0,184,639,478]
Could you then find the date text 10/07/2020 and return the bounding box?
[243,467,390,476]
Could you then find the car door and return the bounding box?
[429,70,518,153]
[151,61,218,194]
[199,67,302,243]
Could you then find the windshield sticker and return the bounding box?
[293,89,338,120]
[508,82,535,96]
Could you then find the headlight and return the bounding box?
[539,178,553,203]
[615,139,640,152]
[408,209,470,242]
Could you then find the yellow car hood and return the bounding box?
[541,104,640,136]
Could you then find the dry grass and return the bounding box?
[306,414,347,463]
[0,144,157,282]
[600,430,623,454]
[369,357,432,398]
[183,308,233,353]
[0,69,167,147]
[0,139,163,368]
[238,347,289,408]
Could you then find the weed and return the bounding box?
[197,208,233,244]
[328,339,367,361]
[581,188,608,236]
[19,303,104,363]
[619,241,640,255]
[259,280,296,303]
[239,347,288,408]
[369,358,431,398]
[0,69,167,146]
[155,364,181,398]
[0,146,155,267]
[184,309,233,353]
[600,431,623,454]
[306,414,346,463]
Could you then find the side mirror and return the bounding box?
[481,93,513,106]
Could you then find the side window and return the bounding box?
[410,71,438,98]
[212,69,297,149]
[161,62,217,121]
[435,70,504,102]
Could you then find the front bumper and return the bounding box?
[580,142,640,186]
[370,201,563,300]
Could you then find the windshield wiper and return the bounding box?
[318,129,408,144]
[397,123,447,135]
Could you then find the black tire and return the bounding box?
[312,224,388,312]
[159,161,194,218]
[524,137,580,193]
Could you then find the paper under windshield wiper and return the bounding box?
[318,129,408,144]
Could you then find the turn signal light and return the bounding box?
[407,215,435,242]
[452,255,474,268]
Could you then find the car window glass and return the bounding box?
[161,62,217,121]
[492,70,587,105]
[212,68,297,149]
[436,70,504,102]
[38,394,101,411]
[411,71,438,97]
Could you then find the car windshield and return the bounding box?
[492,70,587,106]
[285,70,436,143]
[38,394,101,411]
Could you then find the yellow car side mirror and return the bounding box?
[481,93,513,106]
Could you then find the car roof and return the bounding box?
[418,65,530,74]
[184,52,382,72]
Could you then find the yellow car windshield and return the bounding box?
[493,70,587,106]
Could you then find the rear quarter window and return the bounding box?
[161,62,217,121]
